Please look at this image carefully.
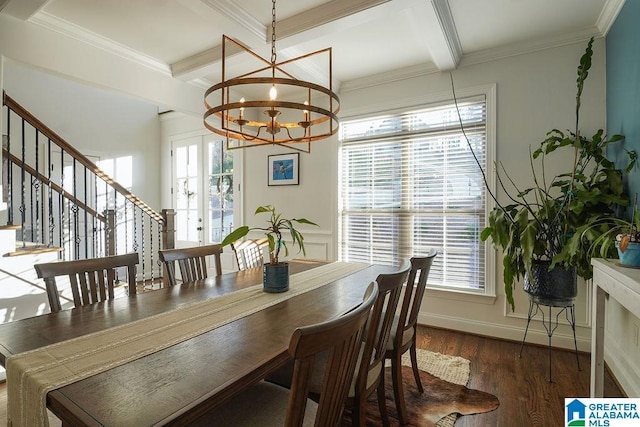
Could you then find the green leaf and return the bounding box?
[292,218,319,227]
[220,226,250,247]
[480,227,493,241]
[255,205,273,214]
[503,258,515,312]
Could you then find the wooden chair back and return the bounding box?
[158,244,223,286]
[286,282,378,426]
[356,264,409,402]
[231,238,269,270]
[394,249,437,351]
[34,252,139,313]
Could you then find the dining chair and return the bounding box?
[384,249,437,424]
[158,244,223,286]
[193,282,379,427]
[34,252,139,313]
[268,264,410,426]
[231,238,269,270]
[345,264,410,427]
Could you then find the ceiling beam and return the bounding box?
[275,0,392,42]
[171,41,247,81]
[172,0,269,80]
[417,0,462,71]
[172,0,420,81]
[1,0,51,20]
[200,0,265,44]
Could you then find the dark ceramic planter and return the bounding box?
[263,262,289,293]
[523,259,577,307]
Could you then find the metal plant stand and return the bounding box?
[519,297,581,382]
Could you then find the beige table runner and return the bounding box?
[7,261,369,427]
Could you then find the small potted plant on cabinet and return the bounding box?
[573,200,640,268]
[221,205,319,292]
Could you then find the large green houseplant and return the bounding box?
[480,37,637,310]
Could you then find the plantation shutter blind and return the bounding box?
[338,96,487,291]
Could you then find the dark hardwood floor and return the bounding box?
[415,325,624,426]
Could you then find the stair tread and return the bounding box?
[4,245,63,257]
[0,224,21,231]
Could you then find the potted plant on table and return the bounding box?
[221,205,319,292]
[480,37,637,310]
[573,200,640,268]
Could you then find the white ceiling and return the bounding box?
[0,0,625,95]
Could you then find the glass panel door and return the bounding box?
[172,137,203,247]
[206,139,234,244]
[171,134,238,271]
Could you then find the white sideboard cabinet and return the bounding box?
[590,258,640,397]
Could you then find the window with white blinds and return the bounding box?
[338,95,489,291]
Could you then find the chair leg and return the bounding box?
[391,353,409,425]
[377,369,390,427]
[350,397,366,427]
[409,340,423,393]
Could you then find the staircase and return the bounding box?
[0,92,174,330]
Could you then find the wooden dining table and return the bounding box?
[0,260,393,426]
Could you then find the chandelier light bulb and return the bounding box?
[269,85,277,101]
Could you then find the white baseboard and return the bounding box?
[418,311,591,352]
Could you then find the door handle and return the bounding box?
[197,227,203,231]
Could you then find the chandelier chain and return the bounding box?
[271,0,277,64]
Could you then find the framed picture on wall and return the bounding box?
[268,153,299,186]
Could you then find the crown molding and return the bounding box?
[340,28,602,94]
[460,28,602,69]
[596,0,626,36]
[340,62,439,93]
[29,10,171,75]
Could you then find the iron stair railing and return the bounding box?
[2,91,174,289]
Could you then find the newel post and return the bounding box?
[104,209,116,256]
[161,209,175,287]
[161,209,175,250]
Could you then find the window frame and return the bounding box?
[337,84,496,297]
